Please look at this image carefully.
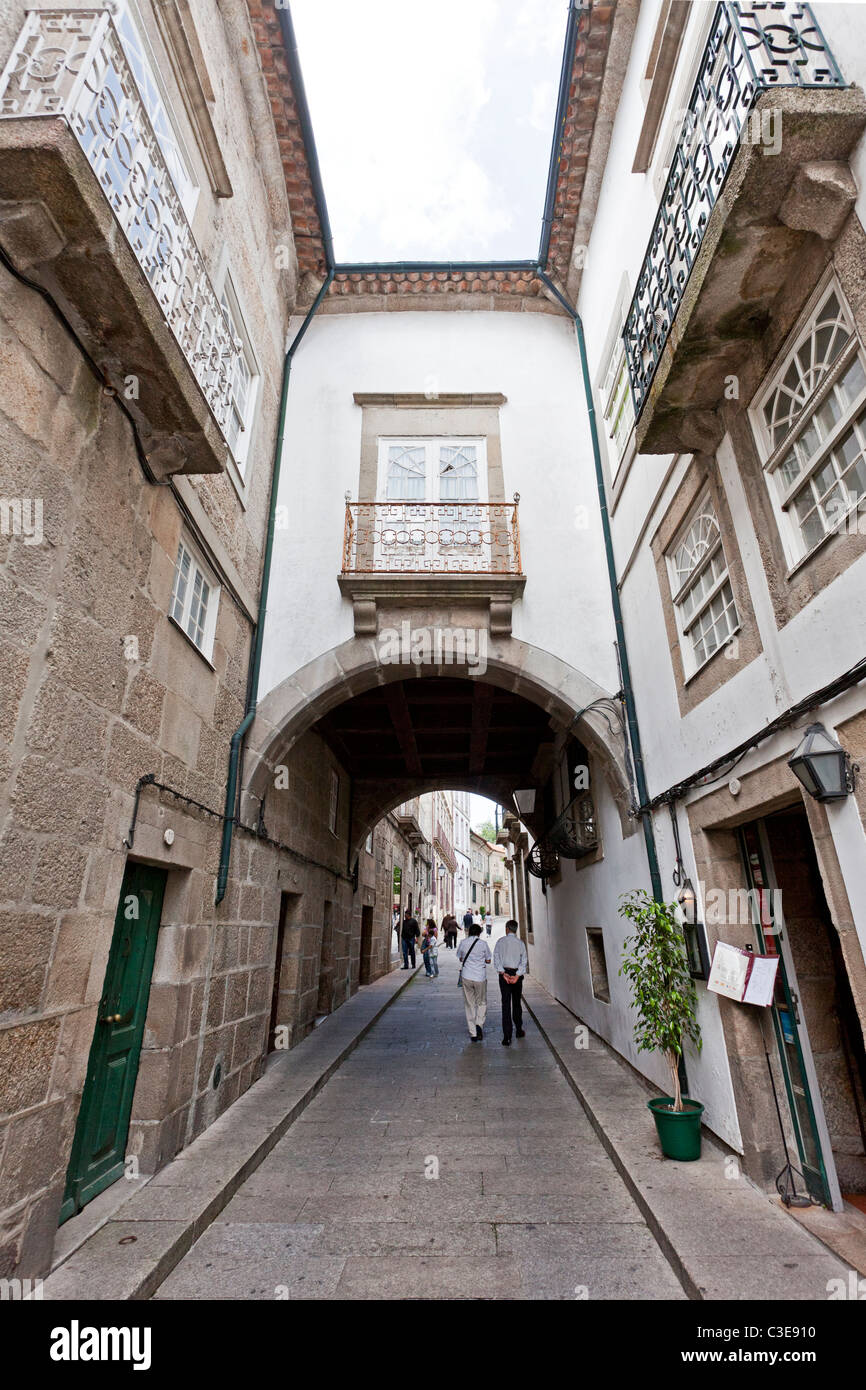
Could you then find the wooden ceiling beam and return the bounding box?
[383,683,424,779]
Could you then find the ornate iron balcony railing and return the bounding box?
[0,9,242,446]
[623,1,845,419]
[342,497,522,575]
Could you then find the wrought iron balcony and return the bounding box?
[434,822,456,873]
[623,2,848,433]
[341,498,522,576]
[0,9,244,473]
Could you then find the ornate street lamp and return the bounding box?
[788,723,856,802]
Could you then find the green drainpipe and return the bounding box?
[537,268,664,902]
[215,267,335,904]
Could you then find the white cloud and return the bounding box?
[291,0,569,261]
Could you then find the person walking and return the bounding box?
[493,918,528,1046]
[400,910,420,969]
[462,908,474,939]
[420,919,439,977]
[456,922,491,1042]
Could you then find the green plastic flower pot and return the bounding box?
[647,1096,704,1160]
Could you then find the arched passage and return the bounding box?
[244,633,635,850]
[243,634,638,1041]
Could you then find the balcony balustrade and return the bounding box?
[0,9,244,474]
[623,2,863,455]
[342,498,522,576]
[338,496,526,639]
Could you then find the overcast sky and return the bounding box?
[291,0,569,262]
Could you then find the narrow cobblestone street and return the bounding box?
[155,933,685,1300]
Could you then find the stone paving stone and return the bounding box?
[335,1254,523,1300]
[159,948,676,1299]
[523,979,852,1301]
[314,1222,498,1257]
[44,1221,192,1301]
[214,1191,311,1223]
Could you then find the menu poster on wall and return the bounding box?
[707,941,779,1007]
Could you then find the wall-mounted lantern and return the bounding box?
[788,723,856,802]
[677,875,711,981]
[513,788,536,817]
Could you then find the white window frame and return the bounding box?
[666,495,739,679]
[217,268,260,482]
[113,0,200,220]
[596,279,636,484]
[168,534,219,661]
[328,769,340,837]
[750,275,866,570]
[376,437,488,505]
[650,0,719,198]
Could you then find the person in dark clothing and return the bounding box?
[400,912,420,968]
[493,918,528,1045]
[441,913,457,948]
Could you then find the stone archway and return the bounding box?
[244,633,636,843]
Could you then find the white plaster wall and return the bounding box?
[540,0,866,1154]
[817,3,866,230]
[526,773,743,1150]
[259,309,620,701]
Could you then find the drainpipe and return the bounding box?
[536,268,664,902]
[215,267,335,903]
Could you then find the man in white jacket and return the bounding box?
[456,923,492,1042]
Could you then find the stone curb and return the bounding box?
[523,979,850,1302]
[41,964,420,1301]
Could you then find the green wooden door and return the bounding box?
[59,862,166,1224]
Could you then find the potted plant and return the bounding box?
[619,888,704,1160]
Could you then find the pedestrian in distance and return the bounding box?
[456,922,492,1042]
[400,910,420,969]
[494,918,528,1046]
[462,908,474,939]
[420,919,439,977]
[442,913,458,949]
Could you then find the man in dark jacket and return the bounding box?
[400,911,420,968]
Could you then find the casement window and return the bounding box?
[169,536,219,660]
[365,830,374,855]
[328,769,340,836]
[218,274,259,477]
[752,280,866,565]
[667,498,739,676]
[601,343,636,475]
[114,1,199,218]
[376,436,489,569]
[596,279,636,482]
[379,438,486,505]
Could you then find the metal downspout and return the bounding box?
[215,267,335,903]
[536,268,664,902]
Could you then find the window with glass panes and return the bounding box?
[380,439,485,504]
[114,1,199,218]
[602,345,635,473]
[667,500,739,675]
[169,538,218,658]
[219,281,257,474]
[754,282,866,560]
